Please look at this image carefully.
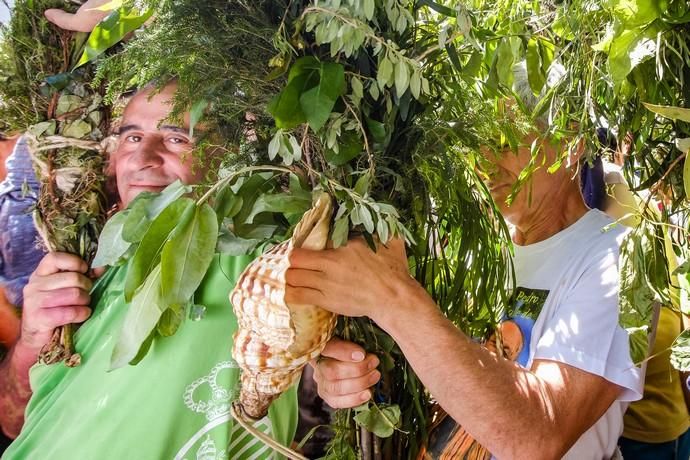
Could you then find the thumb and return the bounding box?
[44,9,79,31]
[44,9,95,33]
[320,337,368,363]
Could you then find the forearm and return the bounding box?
[373,281,569,459]
[0,342,38,438]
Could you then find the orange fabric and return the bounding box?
[0,286,20,347]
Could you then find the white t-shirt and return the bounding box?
[511,209,642,459]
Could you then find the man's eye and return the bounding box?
[168,137,188,145]
[126,135,142,143]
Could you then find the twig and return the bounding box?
[196,165,294,206]
[230,402,308,460]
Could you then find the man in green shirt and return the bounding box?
[0,81,298,459]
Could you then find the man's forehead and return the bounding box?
[120,92,189,132]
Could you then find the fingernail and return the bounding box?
[352,351,365,361]
[368,358,379,370]
[370,371,380,383]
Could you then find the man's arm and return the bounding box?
[0,253,92,438]
[287,239,624,459]
[375,287,621,459]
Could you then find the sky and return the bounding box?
[0,1,13,26]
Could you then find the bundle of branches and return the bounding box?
[0,0,149,365]
[423,0,686,365]
[94,0,514,457]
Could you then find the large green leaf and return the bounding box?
[111,264,164,369]
[216,228,263,255]
[300,61,345,131]
[75,6,153,68]
[643,103,690,123]
[92,211,131,268]
[608,24,660,86]
[160,203,219,308]
[124,199,194,302]
[121,181,190,243]
[608,0,661,27]
[246,192,312,224]
[353,404,401,438]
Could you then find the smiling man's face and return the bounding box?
[112,82,206,207]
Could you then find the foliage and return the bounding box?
[95,0,515,456]
[0,0,148,365]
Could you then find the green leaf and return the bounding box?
[111,264,164,369]
[216,228,263,255]
[124,199,195,302]
[376,216,389,243]
[268,131,282,160]
[213,187,244,225]
[246,193,312,224]
[331,215,350,248]
[353,404,401,438]
[354,171,372,197]
[394,61,410,98]
[363,0,375,20]
[526,38,546,95]
[268,73,312,129]
[122,181,191,243]
[417,0,456,16]
[92,211,131,267]
[75,6,153,68]
[377,57,393,89]
[610,0,661,27]
[189,99,209,137]
[300,62,346,131]
[122,198,152,243]
[128,329,155,366]
[56,95,83,116]
[608,25,660,86]
[671,329,690,371]
[157,302,185,337]
[495,38,514,87]
[409,70,421,99]
[61,120,92,139]
[161,203,219,308]
[366,117,387,144]
[643,103,690,122]
[324,131,363,166]
[360,205,375,234]
[351,76,364,103]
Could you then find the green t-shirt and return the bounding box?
[3,254,298,460]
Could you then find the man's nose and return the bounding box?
[129,137,166,169]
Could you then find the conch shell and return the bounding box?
[231,192,337,419]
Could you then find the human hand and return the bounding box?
[286,237,412,320]
[311,338,381,409]
[44,0,114,33]
[19,253,92,354]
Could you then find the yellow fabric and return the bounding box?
[603,180,689,442]
[623,307,690,442]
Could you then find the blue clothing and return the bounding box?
[619,427,690,460]
[0,136,45,306]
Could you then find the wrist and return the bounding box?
[371,275,437,334]
[8,338,42,383]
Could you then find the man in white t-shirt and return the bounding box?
[283,64,642,459]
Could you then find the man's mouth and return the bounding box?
[488,182,509,193]
[129,183,168,190]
